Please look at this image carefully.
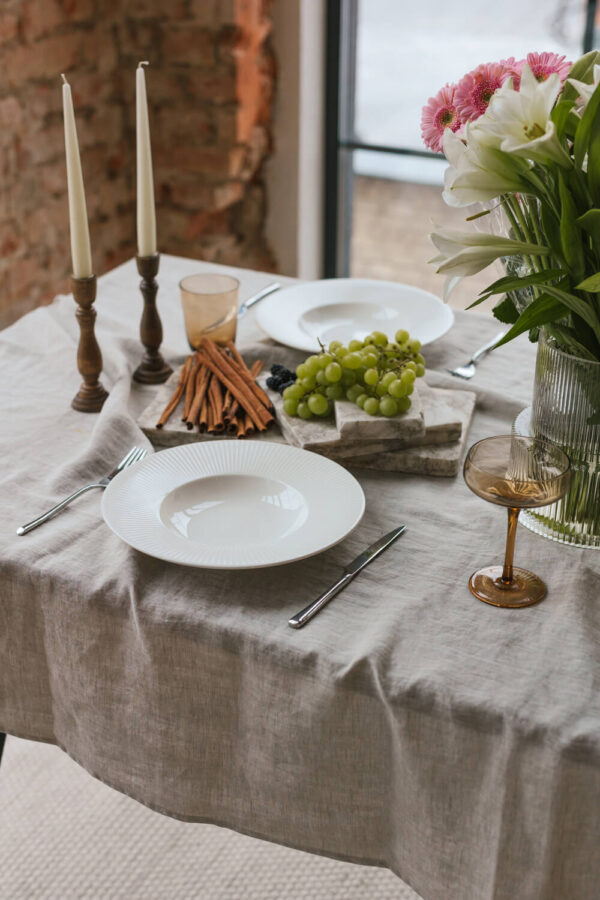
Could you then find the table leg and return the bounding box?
[0,732,5,766]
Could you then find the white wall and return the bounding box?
[265,0,326,280]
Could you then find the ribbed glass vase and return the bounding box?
[515,335,600,548]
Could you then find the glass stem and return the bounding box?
[502,507,520,584]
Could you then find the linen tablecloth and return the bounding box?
[1,256,599,900]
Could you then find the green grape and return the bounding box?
[395,329,409,344]
[308,393,328,416]
[362,351,378,368]
[363,334,377,345]
[315,385,328,396]
[348,339,363,352]
[325,362,342,383]
[343,352,362,370]
[364,367,379,386]
[415,363,426,378]
[405,384,414,395]
[326,383,344,400]
[297,401,312,419]
[372,331,388,345]
[341,369,356,387]
[305,355,321,376]
[381,371,396,389]
[402,368,416,384]
[296,362,309,379]
[397,397,411,413]
[375,382,388,397]
[334,347,348,362]
[380,396,399,417]
[346,384,363,403]
[283,398,298,416]
[283,383,304,401]
[415,353,425,366]
[408,338,421,354]
[316,369,328,386]
[355,393,368,409]
[319,353,333,367]
[389,378,407,399]
[328,340,343,352]
[301,375,316,391]
[363,397,379,416]
[405,360,417,372]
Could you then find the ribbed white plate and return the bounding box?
[256,278,454,353]
[102,441,365,569]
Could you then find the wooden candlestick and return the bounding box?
[71,274,108,413]
[133,253,172,384]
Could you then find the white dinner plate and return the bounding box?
[256,278,454,353]
[102,441,365,569]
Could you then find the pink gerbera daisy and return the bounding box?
[421,83,461,153]
[522,51,572,84]
[455,62,514,122]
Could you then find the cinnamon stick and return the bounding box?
[208,372,225,432]
[182,355,199,421]
[227,415,238,434]
[187,363,210,430]
[243,411,255,436]
[156,356,193,428]
[198,392,209,433]
[196,345,273,431]
[225,359,264,424]
[236,417,246,439]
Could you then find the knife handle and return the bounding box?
[288,572,354,629]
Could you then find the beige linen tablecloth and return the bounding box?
[1,256,599,900]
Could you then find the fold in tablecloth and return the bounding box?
[1,256,599,900]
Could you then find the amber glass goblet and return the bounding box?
[463,435,570,608]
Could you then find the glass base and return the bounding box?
[468,566,547,608]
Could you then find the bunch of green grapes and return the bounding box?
[282,330,426,419]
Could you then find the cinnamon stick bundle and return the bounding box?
[225,359,264,424]
[197,342,273,431]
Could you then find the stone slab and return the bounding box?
[335,388,425,440]
[325,389,476,477]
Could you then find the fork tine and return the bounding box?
[116,447,139,471]
[125,448,146,468]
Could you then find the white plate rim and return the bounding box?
[101,441,366,570]
[256,277,454,353]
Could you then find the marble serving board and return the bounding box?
[323,389,476,477]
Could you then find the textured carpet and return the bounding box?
[0,737,420,899]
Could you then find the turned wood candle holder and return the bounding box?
[133,253,172,384]
[71,274,109,413]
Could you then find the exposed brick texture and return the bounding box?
[0,0,276,328]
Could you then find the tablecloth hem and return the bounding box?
[0,725,423,894]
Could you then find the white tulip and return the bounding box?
[429,227,548,277]
[476,65,571,167]
[442,126,532,207]
[568,64,600,107]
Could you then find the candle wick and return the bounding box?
[138,60,150,68]
[61,73,68,84]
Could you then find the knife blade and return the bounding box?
[288,525,407,629]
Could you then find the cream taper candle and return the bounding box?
[136,61,157,257]
[61,74,92,279]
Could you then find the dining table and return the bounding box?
[1,254,599,900]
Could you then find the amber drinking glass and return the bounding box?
[463,435,570,608]
[180,273,239,348]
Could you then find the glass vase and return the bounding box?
[514,335,600,548]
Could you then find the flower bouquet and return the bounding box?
[422,51,600,547]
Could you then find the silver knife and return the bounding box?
[288,525,407,629]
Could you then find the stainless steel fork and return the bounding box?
[446,331,506,380]
[17,446,147,536]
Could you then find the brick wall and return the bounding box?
[0,0,276,329]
